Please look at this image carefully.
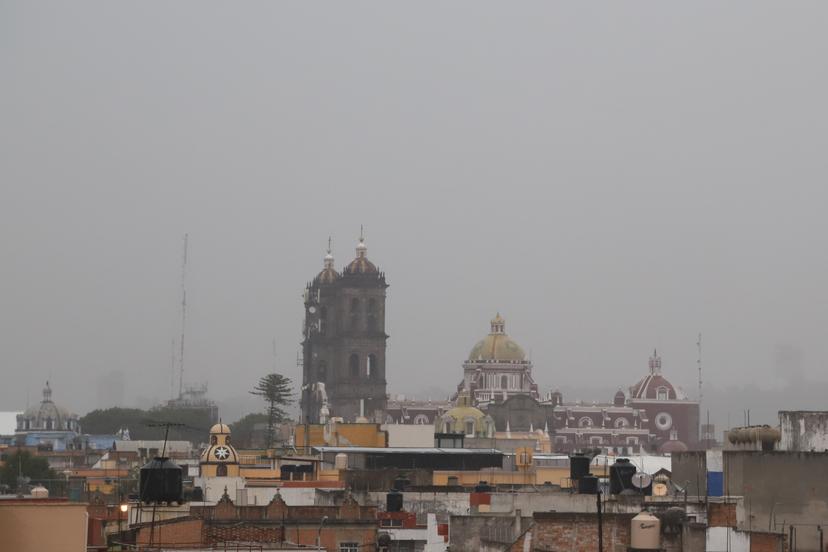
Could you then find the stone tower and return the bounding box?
[300,234,388,423]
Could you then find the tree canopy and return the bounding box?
[229,412,270,449]
[79,406,214,444]
[250,373,294,447]
[0,450,57,488]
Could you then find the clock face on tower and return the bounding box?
[214,446,230,460]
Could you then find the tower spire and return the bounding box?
[356,227,367,258]
[649,349,661,374]
[324,237,334,269]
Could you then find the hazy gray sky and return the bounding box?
[2,2,826,422]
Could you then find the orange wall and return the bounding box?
[295,423,388,448]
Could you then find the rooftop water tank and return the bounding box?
[30,485,49,498]
[139,457,183,504]
[578,474,599,494]
[609,458,636,495]
[334,453,348,470]
[386,489,403,512]
[631,511,661,550]
[569,453,590,483]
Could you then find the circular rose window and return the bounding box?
[655,412,673,431]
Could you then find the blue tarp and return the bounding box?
[707,471,724,496]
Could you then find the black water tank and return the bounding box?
[386,489,403,512]
[392,476,410,492]
[609,458,636,495]
[474,481,493,493]
[578,474,599,494]
[569,454,590,482]
[139,457,183,504]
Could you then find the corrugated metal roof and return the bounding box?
[314,447,502,455]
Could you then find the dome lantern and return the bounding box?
[467,314,526,362]
[343,227,379,275]
[490,313,505,335]
[648,350,662,375]
[315,237,340,285]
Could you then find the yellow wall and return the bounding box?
[295,423,388,449]
[200,463,240,477]
[0,501,88,552]
[433,464,609,489]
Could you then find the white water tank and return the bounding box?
[334,453,348,470]
[31,485,49,498]
[631,511,660,550]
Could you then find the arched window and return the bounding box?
[501,375,508,389]
[656,386,669,400]
[318,361,327,381]
[319,306,327,335]
[464,420,475,437]
[367,354,377,378]
[350,298,360,329]
[367,298,378,331]
[413,414,429,425]
[216,464,228,477]
[349,354,360,378]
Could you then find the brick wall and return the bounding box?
[136,518,203,545]
[524,512,634,552]
[708,502,737,527]
[749,531,787,552]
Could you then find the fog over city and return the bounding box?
[2,2,827,430]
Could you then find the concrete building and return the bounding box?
[0,497,88,551]
[778,410,828,451]
[672,449,827,551]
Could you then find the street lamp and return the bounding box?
[118,503,128,548]
[317,515,329,550]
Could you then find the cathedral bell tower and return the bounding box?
[300,232,388,423]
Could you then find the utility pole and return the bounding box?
[697,333,702,404]
[596,486,603,552]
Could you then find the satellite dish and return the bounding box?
[631,472,652,489]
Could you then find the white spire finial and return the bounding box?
[356,226,367,257]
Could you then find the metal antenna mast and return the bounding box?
[697,333,703,405]
[170,338,176,401]
[272,338,278,374]
[178,233,188,399]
